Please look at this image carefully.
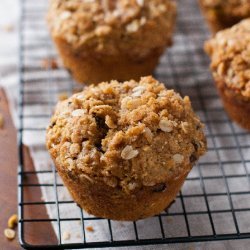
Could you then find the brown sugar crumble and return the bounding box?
[86,226,94,232]
[41,58,58,70]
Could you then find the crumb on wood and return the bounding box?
[8,214,18,229]
[41,58,58,70]
[4,228,16,240]
[0,113,4,129]
[86,226,94,232]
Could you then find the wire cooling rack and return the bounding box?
[18,0,250,249]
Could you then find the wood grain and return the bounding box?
[0,89,56,249]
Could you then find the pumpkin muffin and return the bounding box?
[199,0,250,33]
[205,19,250,130]
[46,76,207,221]
[47,0,176,84]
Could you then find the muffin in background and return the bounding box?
[47,0,176,85]
[199,0,250,33]
[46,76,207,221]
[205,19,250,130]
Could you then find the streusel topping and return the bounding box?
[205,19,250,100]
[47,0,176,57]
[46,76,206,193]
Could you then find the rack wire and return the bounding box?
[18,0,250,249]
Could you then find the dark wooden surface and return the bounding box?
[0,89,56,250]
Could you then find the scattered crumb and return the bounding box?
[4,228,15,240]
[8,214,18,229]
[73,88,82,94]
[62,231,71,240]
[60,193,66,200]
[76,233,81,238]
[41,58,58,69]
[0,113,4,129]
[2,24,14,32]
[86,226,94,232]
[188,246,195,250]
[166,216,173,223]
[58,92,68,101]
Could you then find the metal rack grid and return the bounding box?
[18,0,250,249]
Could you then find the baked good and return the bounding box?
[47,0,176,84]
[205,19,250,130]
[46,76,207,221]
[199,0,250,33]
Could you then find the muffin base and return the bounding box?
[199,2,245,33]
[53,37,165,84]
[217,84,250,130]
[57,165,189,221]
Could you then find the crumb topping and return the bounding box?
[47,0,176,57]
[205,19,250,100]
[46,76,206,193]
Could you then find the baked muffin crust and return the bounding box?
[46,76,206,194]
[199,0,250,32]
[47,0,176,58]
[201,0,250,17]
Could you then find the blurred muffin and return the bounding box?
[199,0,250,33]
[46,76,207,221]
[47,0,176,84]
[205,19,250,130]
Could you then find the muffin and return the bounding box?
[205,19,250,130]
[47,0,176,84]
[199,0,250,33]
[46,76,207,221]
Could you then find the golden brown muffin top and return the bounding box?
[46,76,206,193]
[205,19,250,100]
[47,0,176,57]
[200,0,250,17]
